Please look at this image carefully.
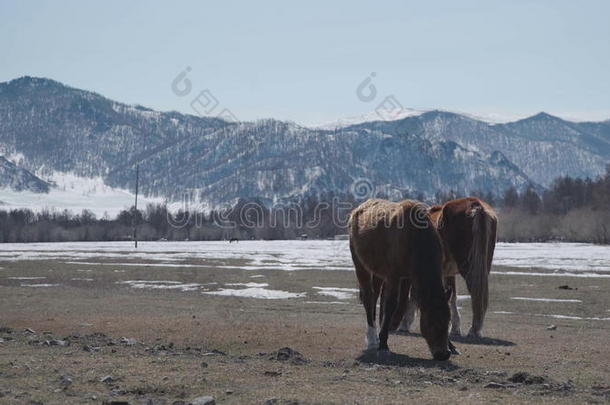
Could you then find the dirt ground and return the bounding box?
[1,255,609,405]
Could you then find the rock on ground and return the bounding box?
[190,396,215,405]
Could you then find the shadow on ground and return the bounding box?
[392,331,516,347]
[450,334,516,347]
[356,349,460,370]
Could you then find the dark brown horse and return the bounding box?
[396,197,497,339]
[349,199,453,360]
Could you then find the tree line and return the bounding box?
[0,192,359,243]
[1,169,609,244]
[493,167,610,244]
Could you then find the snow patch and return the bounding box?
[118,280,202,292]
[493,311,610,322]
[511,297,582,303]
[492,271,610,279]
[225,282,269,288]
[67,261,204,268]
[8,276,46,280]
[493,243,610,272]
[304,301,350,305]
[0,241,609,276]
[21,283,61,287]
[203,287,306,300]
[312,286,359,300]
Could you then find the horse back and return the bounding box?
[436,197,497,276]
[349,199,442,281]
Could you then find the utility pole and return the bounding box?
[134,164,139,248]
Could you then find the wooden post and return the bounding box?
[134,164,139,248]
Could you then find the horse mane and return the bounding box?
[407,207,446,311]
[429,205,443,213]
[429,205,444,228]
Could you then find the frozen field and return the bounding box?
[0,240,609,274]
[2,240,608,322]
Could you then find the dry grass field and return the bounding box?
[1,242,609,404]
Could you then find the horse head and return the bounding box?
[419,285,453,361]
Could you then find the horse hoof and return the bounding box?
[467,329,482,339]
[433,350,451,361]
[450,329,462,337]
[377,349,391,360]
[448,343,460,355]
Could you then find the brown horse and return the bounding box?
[349,199,453,360]
[397,197,497,339]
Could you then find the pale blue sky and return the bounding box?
[1,0,609,124]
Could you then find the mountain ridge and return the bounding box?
[6,76,608,128]
[1,76,608,209]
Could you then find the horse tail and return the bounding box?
[464,201,497,331]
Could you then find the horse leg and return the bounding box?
[446,276,462,336]
[397,284,417,333]
[372,275,383,321]
[368,275,383,344]
[389,278,411,331]
[361,280,379,349]
[464,273,488,339]
[378,277,399,352]
[353,259,379,349]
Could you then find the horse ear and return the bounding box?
[444,285,453,302]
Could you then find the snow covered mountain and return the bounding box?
[0,171,164,217]
[1,76,607,211]
[0,155,50,193]
[313,107,426,129]
[345,111,610,186]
